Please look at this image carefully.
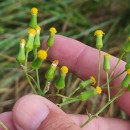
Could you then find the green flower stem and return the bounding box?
[28,74,38,88]
[110,52,125,78]
[23,71,37,94]
[33,48,37,60]
[102,70,126,88]
[68,86,80,97]
[98,49,101,86]
[36,69,42,95]
[59,97,80,108]
[56,94,69,99]
[80,89,124,128]
[43,79,50,95]
[46,47,50,52]
[0,121,8,130]
[106,72,110,101]
[25,51,29,70]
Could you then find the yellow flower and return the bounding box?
[96,86,102,94]
[31,7,38,15]
[37,50,47,60]
[36,26,41,31]
[94,30,105,36]
[90,76,96,85]
[49,27,57,34]
[60,66,68,74]
[20,39,26,44]
[128,36,130,41]
[127,69,130,75]
[104,54,111,58]
[28,28,36,35]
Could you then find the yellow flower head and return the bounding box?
[128,36,130,41]
[36,25,41,31]
[31,7,38,15]
[104,54,111,59]
[52,60,59,66]
[127,69,130,75]
[90,76,96,85]
[94,30,105,36]
[96,86,102,94]
[28,28,36,35]
[49,27,57,34]
[60,66,68,74]
[20,39,26,44]
[37,50,47,60]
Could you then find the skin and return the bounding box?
[0,35,130,130]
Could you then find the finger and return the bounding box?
[13,95,81,130]
[70,114,130,130]
[42,35,130,115]
[12,95,130,130]
[0,112,16,130]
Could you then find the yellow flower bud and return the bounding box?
[20,39,26,44]
[28,28,36,35]
[94,30,104,49]
[36,25,41,31]
[49,27,57,34]
[90,76,96,85]
[37,50,47,60]
[31,7,38,15]
[96,86,102,94]
[127,69,130,75]
[60,66,68,74]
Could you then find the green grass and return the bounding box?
[0,0,130,119]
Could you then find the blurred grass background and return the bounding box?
[0,0,130,120]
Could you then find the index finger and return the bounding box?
[42,35,130,115]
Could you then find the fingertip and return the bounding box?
[13,95,50,130]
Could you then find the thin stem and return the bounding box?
[80,90,123,128]
[25,51,29,70]
[28,74,38,88]
[36,69,42,94]
[68,86,80,97]
[0,121,8,130]
[46,47,50,52]
[42,80,50,96]
[56,94,70,99]
[102,70,126,88]
[106,72,110,101]
[59,98,80,108]
[110,52,125,78]
[23,71,37,94]
[98,49,101,86]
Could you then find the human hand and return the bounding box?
[0,35,130,130]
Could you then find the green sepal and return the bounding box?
[29,14,37,28]
[46,33,54,47]
[45,66,56,81]
[31,58,42,69]
[79,90,96,101]
[123,41,130,53]
[55,73,66,90]
[79,80,92,88]
[33,32,40,49]
[121,74,130,88]
[125,62,130,70]
[96,35,103,49]
[128,84,130,91]
[103,57,110,72]
[17,46,25,63]
[25,35,35,52]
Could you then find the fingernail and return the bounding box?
[13,95,49,130]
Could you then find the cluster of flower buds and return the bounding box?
[17,7,69,95]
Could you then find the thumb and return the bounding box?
[12,95,81,130]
